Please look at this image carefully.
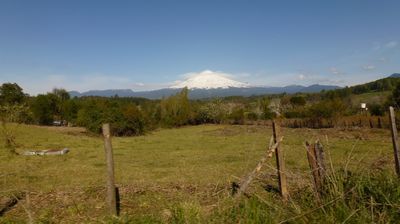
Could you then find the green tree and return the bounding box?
[307,98,346,119]
[229,107,245,124]
[0,83,25,105]
[31,94,54,125]
[369,103,384,116]
[289,96,306,107]
[392,83,400,107]
[160,88,191,126]
[122,104,146,135]
[259,97,274,119]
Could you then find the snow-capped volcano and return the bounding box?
[170,70,250,89]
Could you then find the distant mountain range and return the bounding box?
[69,84,340,99]
[70,71,342,99]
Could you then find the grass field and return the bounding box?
[0,123,399,223]
[350,91,391,107]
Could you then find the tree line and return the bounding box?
[1,80,400,136]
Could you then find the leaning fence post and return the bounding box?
[388,107,400,177]
[272,120,288,200]
[102,123,118,216]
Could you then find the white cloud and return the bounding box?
[385,41,398,48]
[298,74,306,80]
[329,67,344,75]
[372,41,398,50]
[379,57,388,62]
[362,65,376,71]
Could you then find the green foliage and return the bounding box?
[229,107,245,124]
[171,202,201,224]
[76,99,147,136]
[245,111,258,121]
[0,83,26,105]
[211,171,400,223]
[258,97,275,119]
[290,95,306,107]
[31,94,55,125]
[120,104,146,136]
[196,99,228,123]
[392,82,400,107]
[0,104,32,124]
[325,77,400,99]
[62,100,79,123]
[369,103,385,116]
[159,88,191,127]
[4,78,398,133]
[308,98,346,119]
[76,100,104,133]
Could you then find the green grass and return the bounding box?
[0,123,398,223]
[350,91,391,107]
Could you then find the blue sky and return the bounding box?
[0,0,399,94]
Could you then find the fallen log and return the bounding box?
[22,148,69,156]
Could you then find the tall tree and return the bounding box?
[0,83,26,105]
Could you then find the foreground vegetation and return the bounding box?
[1,124,399,223]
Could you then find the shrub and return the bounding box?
[31,94,54,125]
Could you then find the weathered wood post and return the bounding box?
[306,141,326,199]
[314,141,326,179]
[388,107,400,177]
[272,120,288,200]
[306,142,321,197]
[102,123,118,216]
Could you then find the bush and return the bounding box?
[229,108,245,125]
[31,94,54,125]
[369,103,385,116]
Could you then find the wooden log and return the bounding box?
[389,107,400,177]
[102,123,118,216]
[273,120,288,200]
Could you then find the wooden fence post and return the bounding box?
[306,141,326,199]
[306,142,321,197]
[272,120,288,200]
[315,141,326,179]
[388,107,400,177]
[102,123,118,216]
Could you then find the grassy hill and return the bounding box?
[1,124,399,223]
[349,91,391,107]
